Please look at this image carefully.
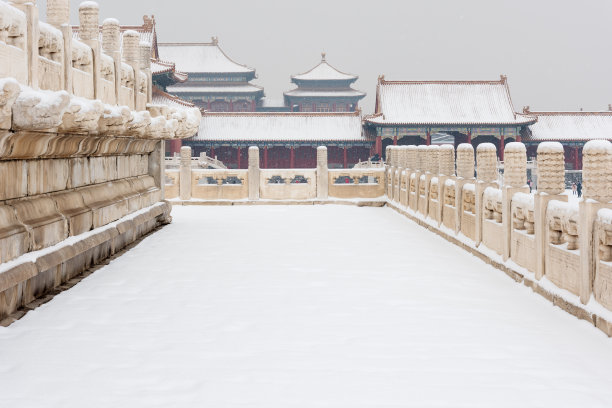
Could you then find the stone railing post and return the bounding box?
[47,0,70,27]
[535,142,566,280]
[502,142,529,260]
[79,1,101,99]
[419,145,439,215]
[248,146,260,200]
[102,18,121,104]
[455,143,475,233]
[140,41,153,103]
[122,30,140,109]
[437,144,455,225]
[391,146,401,202]
[10,0,39,88]
[179,146,192,200]
[475,143,498,245]
[385,145,393,198]
[47,0,71,92]
[579,140,612,304]
[316,146,328,200]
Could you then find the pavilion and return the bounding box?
[158,38,264,112]
[284,54,365,113]
[185,111,373,169]
[363,75,536,159]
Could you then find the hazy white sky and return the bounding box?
[40,0,612,113]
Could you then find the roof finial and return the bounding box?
[211,36,218,45]
[321,52,326,62]
[500,74,507,83]
[523,105,530,113]
[608,104,612,111]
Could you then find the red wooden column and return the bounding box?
[393,135,397,146]
[251,100,256,111]
[264,146,268,169]
[290,146,295,168]
[376,136,382,155]
[467,130,472,144]
[229,101,234,112]
[210,146,215,159]
[237,147,242,168]
[426,130,431,145]
[499,135,505,161]
[516,132,521,143]
[170,139,182,155]
[343,146,348,168]
[574,146,579,170]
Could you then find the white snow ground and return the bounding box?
[1,205,611,407]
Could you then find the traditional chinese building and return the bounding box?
[521,109,612,170]
[364,75,536,160]
[284,54,365,113]
[151,59,187,90]
[157,38,264,112]
[185,111,372,169]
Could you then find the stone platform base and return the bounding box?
[0,202,172,325]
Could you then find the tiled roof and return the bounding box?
[151,87,195,108]
[292,54,358,82]
[195,112,367,142]
[365,76,535,126]
[158,39,255,74]
[524,111,612,141]
[167,83,264,95]
[151,59,188,82]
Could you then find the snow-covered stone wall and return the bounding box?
[0,0,200,324]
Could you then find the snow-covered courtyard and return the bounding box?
[0,205,611,407]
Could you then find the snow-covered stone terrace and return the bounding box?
[1,205,611,407]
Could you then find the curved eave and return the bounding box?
[364,119,537,127]
[291,78,358,86]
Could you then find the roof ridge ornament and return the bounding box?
[500,74,507,83]
[321,52,326,62]
[211,36,218,45]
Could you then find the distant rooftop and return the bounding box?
[366,75,535,126]
[196,111,367,142]
[523,109,612,141]
[292,53,358,82]
[158,38,255,75]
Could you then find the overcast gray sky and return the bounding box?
[40,0,612,113]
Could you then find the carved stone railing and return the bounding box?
[167,146,385,202]
[0,0,200,324]
[381,138,612,335]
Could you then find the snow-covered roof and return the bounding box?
[283,88,366,98]
[151,87,195,108]
[158,40,255,74]
[151,59,188,82]
[366,76,535,126]
[195,112,367,142]
[167,83,263,95]
[292,54,358,82]
[524,111,612,141]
